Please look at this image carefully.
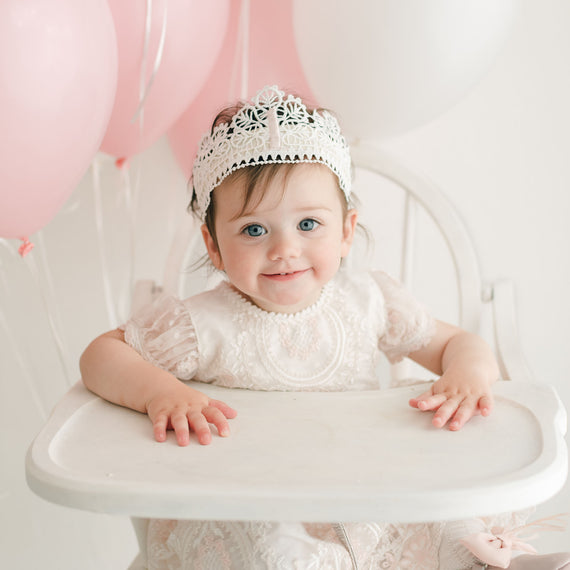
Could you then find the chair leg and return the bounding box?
[129,517,150,569]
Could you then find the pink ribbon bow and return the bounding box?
[461,514,568,569]
[461,529,536,568]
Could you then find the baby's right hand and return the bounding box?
[145,383,237,446]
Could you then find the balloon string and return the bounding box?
[162,214,201,297]
[0,302,48,420]
[229,0,250,101]
[133,0,152,130]
[92,157,119,328]
[131,0,168,127]
[0,241,10,291]
[35,232,62,327]
[240,0,250,99]
[228,9,241,99]
[0,241,48,420]
[120,159,139,322]
[35,230,74,385]
[23,250,73,388]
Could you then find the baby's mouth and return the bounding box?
[262,269,308,280]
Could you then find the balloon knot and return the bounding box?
[18,238,34,257]
[115,157,129,170]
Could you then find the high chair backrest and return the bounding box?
[353,144,487,333]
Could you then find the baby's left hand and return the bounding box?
[409,374,494,430]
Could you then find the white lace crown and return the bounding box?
[192,85,352,221]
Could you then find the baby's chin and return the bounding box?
[248,290,322,314]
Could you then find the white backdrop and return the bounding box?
[1,0,569,567]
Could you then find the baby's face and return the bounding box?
[202,164,357,313]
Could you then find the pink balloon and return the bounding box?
[0,0,117,239]
[168,0,315,178]
[100,0,230,159]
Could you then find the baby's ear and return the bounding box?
[340,208,358,257]
[201,224,224,270]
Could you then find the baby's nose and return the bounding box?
[267,232,301,260]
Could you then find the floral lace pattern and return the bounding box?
[123,294,199,380]
[374,272,436,364]
[146,513,534,570]
[123,271,435,392]
[146,520,445,570]
[191,86,352,222]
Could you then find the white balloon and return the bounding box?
[293,0,515,139]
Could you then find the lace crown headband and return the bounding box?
[191,85,352,222]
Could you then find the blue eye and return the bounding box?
[243,224,266,237]
[298,218,318,231]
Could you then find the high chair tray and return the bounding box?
[26,381,567,523]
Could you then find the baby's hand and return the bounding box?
[146,383,237,446]
[409,374,493,431]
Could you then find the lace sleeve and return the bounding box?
[373,271,436,364]
[122,294,199,380]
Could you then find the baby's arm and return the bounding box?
[407,321,498,430]
[80,329,237,445]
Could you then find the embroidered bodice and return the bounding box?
[123,270,435,392]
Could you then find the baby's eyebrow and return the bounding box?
[231,205,333,220]
[294,205,333,213]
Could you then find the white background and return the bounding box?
[1,0,569,567]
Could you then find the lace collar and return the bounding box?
[218,279,335,321]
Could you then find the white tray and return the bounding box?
[26,381,568,522]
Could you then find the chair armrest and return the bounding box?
[490,279,534,382]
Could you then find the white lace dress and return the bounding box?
[123,270,523,570]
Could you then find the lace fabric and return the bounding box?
[372,271,436,364]
[122,270,435,392]
[123,294,199,381]
[191,86,352,222]
[146,514,534,570]
[146,520,446,570]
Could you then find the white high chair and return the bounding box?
[26,144,568,569]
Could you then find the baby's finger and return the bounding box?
[187,410,213,445]
[432,399,461,428]
[410,392,448,411]
[478,395,494,417]
[171,412,191,447]
[408,388,433,408]
[203,406,232,437]
[209,398,238,419]
[448,401,478,431]
[152,413,168,443]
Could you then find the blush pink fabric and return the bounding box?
[462,515,569,569]
[461,529,536,568]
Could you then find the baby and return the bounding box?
[80,86,567,569]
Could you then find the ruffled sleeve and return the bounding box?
[373,271,436,364]
[121,293,199,380]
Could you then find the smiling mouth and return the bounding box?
[262,269,308,281]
